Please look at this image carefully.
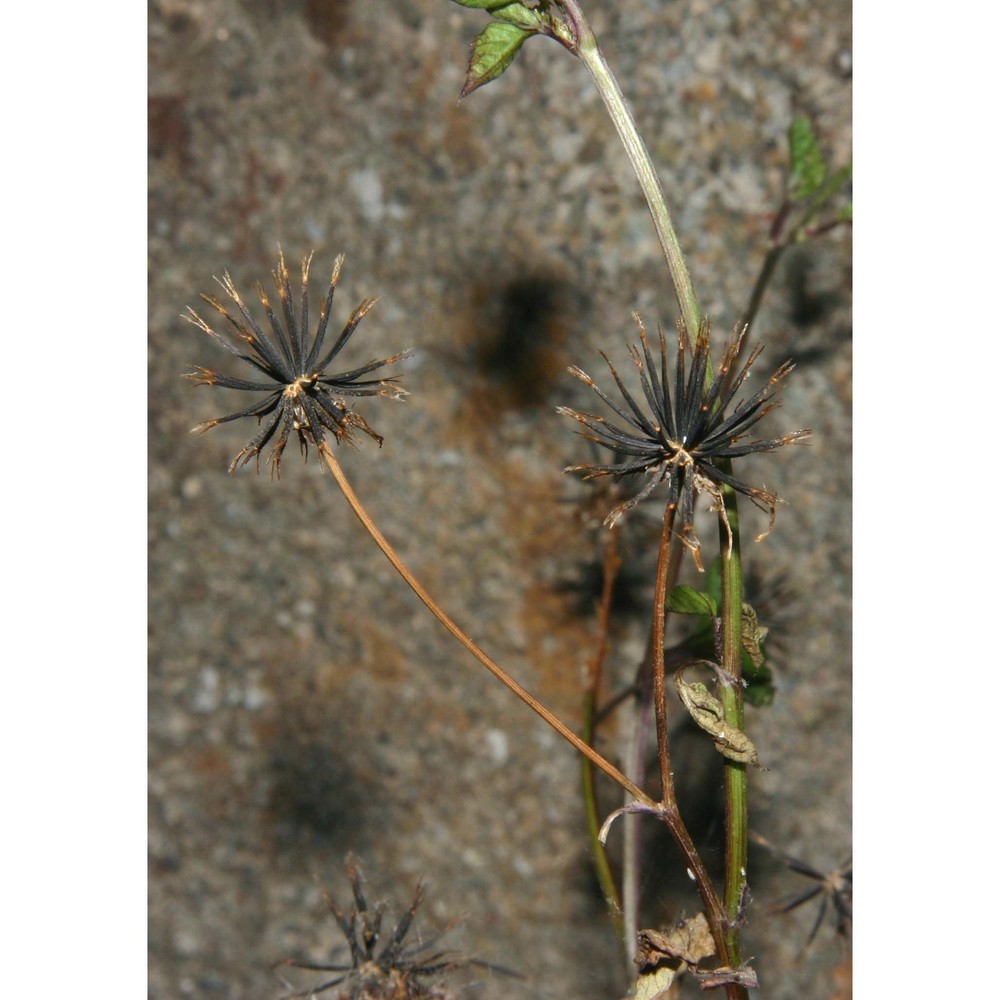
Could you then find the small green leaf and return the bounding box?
[788,115,828,200]
[489,2,545,29]
[461,20,533,97]
[667,585,718,617]
[743,663,775,707]
[808,161,852,211]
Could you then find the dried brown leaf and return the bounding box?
[674,675,763,767]
[636,913,716,972]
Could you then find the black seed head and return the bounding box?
[184,249,408,475]
[560,315,809,564]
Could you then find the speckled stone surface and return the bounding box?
[149,2,851,998]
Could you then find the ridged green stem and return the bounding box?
[717,475,749,983]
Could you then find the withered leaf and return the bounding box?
[636,913,715,972]
[675,675,763,768]
[741,602,768,669]
[632,966,677,1000]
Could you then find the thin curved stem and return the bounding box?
[581,529,626,948]
[318,441,653,807]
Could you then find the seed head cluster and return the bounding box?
[559,316,809,562]
[185,250,407,474]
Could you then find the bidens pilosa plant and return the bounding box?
[185,1,850,996]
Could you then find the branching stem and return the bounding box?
[552,5,751,992]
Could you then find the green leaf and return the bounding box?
[667,585,718,617]
[461,20,533,98]
[788,115,828,200]
[489,3,545,29]
[743,663,775,707]
[808,161,852,210]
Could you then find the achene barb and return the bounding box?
[275,859,513,1000]
[184,249,408,475]
[559,316,809,565]
[750,832,852,947]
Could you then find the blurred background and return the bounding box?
[149,1,851,997]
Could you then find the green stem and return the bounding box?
[581,531,625,944]
[717,473,749,988]
[582,689,625,943]
[558,0,702,338]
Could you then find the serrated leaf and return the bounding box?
[461,20,533,98]
[489,2,545,29]
[675,675,763,767]
[667,584,718,616]
[788,115,828,200]
[451,0,544,22]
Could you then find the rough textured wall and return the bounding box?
[149,2,850,997]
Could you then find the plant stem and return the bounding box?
[648,503,737,983]
[551,5,749,988]
[557,0,702,338]
[318,441,653,807]
[581,529,625,944]
[649,505,678,803]
[717,475,749,990]
[740,244,782,338]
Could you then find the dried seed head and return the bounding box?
[275,859,506,999]
[184,249,408,476]
[561,316,809,564]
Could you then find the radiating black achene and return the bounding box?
[560,316,809,561]
[185,250,407,475]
